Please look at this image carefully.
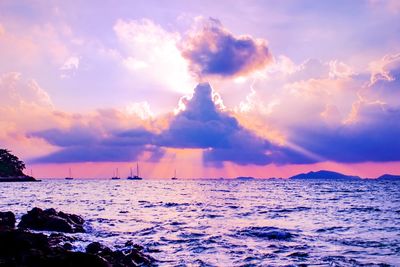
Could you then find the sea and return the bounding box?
[1,179,399,266]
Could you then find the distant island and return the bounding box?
[377,174,400,180]
[290,170,361,180]
[0,149,39,182]
[235,176,255,180]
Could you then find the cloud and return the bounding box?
[0,72,165,163]
[157,82,311,166]
[113,19,195,94]
[60,56,80,78]
[60,56,80,71]
[4,50,400,167]
[362,53,400,107]
[290,103,400,163]
[0,72,54,108]
[234,52,400,164]
[368,53,400,85]
[0,22,72,70]
[33,145,156,163]
[30,127,99,147]
[27,82,315,166]
[180,18,272,78]
[123,101,153,120]
[30,126,162,163]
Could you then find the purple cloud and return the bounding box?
[158,83,312,166]
[29,83,316,166]
[181,18,272,78]
[288,104,400,163]
[30,127,163,163]
[30,78,400,166]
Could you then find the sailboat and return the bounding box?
[65,168,73,180]
[111,168,120,180]
[171,169,178,180]
[127,163,143,180]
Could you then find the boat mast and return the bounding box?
[130,167,133,177]
[116,168,119,178]
[137,162,139,177]
[174,169,176,178]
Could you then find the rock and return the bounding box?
[0,211,15,228]
[0,229,109,267]
[124,240,144,251]
[1,208,156,266]
[133,244,144,251]
[0,228,155,267]
[126,248,154,266]
[18,207,85,233]
[86,242,108,254]
[86,241,155,266]
[48,232,77,248]
[63,242,73,250]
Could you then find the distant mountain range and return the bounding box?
[289,170,400,180]
[290,170,361,180]
[377,174,400,180]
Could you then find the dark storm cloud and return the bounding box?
[181,18,272,78]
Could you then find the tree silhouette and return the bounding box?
[0,149,25,177]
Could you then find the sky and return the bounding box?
[1,0,400,178]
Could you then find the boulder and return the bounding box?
[0,229,109,267]
[1,209,156,266]
[18,207,85,233]
[0,211,15,228]
[86,241,155,266]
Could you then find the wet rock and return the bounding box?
[133,244,144,251]
[86,241,155,266]
[0,211,15,228]
[0,229,109,267]
[63,242,73,250]
[1,226,155,267]
[1,208,156,266]
[86,242,110,254]
[18,207,85,233]
[48,232,77,248]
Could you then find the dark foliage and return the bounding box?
[0,149,25,177]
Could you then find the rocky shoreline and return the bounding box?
[0,208,155,267]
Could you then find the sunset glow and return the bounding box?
[1,0,399,178]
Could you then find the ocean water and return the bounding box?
[1,179,399,266]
